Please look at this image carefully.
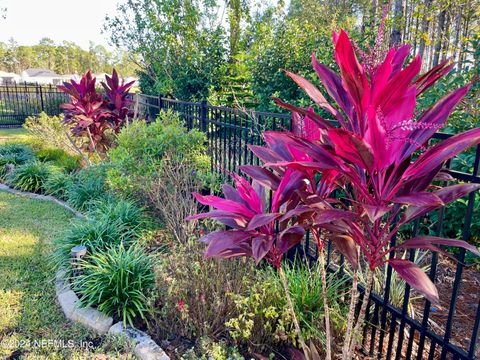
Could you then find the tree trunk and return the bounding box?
[418,0,433,59]
[441,11,451,62]
[453,7,462,64]
[432,3,447,67]
[403,0,410,42]
[413,0,420,54]
[390,0,404,46]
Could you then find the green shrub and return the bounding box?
[36,148,81,173]
[52,216,139,269]
[88,197,147,231]
[6,161,59,193]
[66,165,111,211]
[75,244,155,326]
[44,171,74,200]
[0,143,36,177]
[107,110,210,197]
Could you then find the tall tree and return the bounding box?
[390,0,404,46]
[432,1,447,66]
[418,0,433,59]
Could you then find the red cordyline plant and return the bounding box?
[58,69,134,157]
[188,31,480,360]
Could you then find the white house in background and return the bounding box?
[20,68,64,85]
[0,71,21,84]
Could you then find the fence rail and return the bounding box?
[135,93,480,360]
[0,83,67,127]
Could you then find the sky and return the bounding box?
[0,0,120,49]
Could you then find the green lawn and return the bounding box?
[0,128,32,144]
[0,191,135,359]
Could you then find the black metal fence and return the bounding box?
[135,93,480,360]
[0,83,67,127]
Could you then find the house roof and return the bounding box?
[24,68,58,77]
[0,71,20,77]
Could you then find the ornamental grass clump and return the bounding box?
[75,244,155,326]
[189,27,480,359]
[6,161,60,194]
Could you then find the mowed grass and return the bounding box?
[0,191,135,359]
[0,128,32,144]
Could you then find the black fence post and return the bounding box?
[158,95,163,113]
[199,99,207,132]
[38,83,45,113]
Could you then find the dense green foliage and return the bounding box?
[0,143,35,176]
[76,244,155,326]
[66,165,111,211]
[106,0,478,113]
[107,110,210,196]
[6,161,59,193]
[226,262,347,352]
[36,148,81,173]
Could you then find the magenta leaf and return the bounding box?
[403,128,480,181]
[252,236,274,263]
[388,258,439,305]
[415,60,454,96]
[278,226,306,254]
[284,70,345,124]
[246,213,281,231]
[331,235,358,270]
[202,230,253,259]
[314,209,356,225]
[248,145,284,164]
[397,236,480,257]
[399,82,473,163]
[393,192,443,206]
[312,53,352,120]
[192,193,255,217]
[240,165,280,190]
[328,128,374,169]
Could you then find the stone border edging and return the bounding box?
[55,269,169,360]
[0,184,169,360]
[0,183,85,219]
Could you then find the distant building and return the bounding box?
[21,68,64,85]
[0,71,21,85]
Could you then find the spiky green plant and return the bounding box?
[6,161,59,193]
[75,244,155,326]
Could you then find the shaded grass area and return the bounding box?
[0,128,31,144]
[0,191,135,359]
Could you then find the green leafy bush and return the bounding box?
[0,143,36,177]
[44,171,74,200]
[36,148,81,173]
[66,165,111,211]
[6,161,60,193]
[75,244,155,326]
[107,110,210,197]
[88,197,148,231]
